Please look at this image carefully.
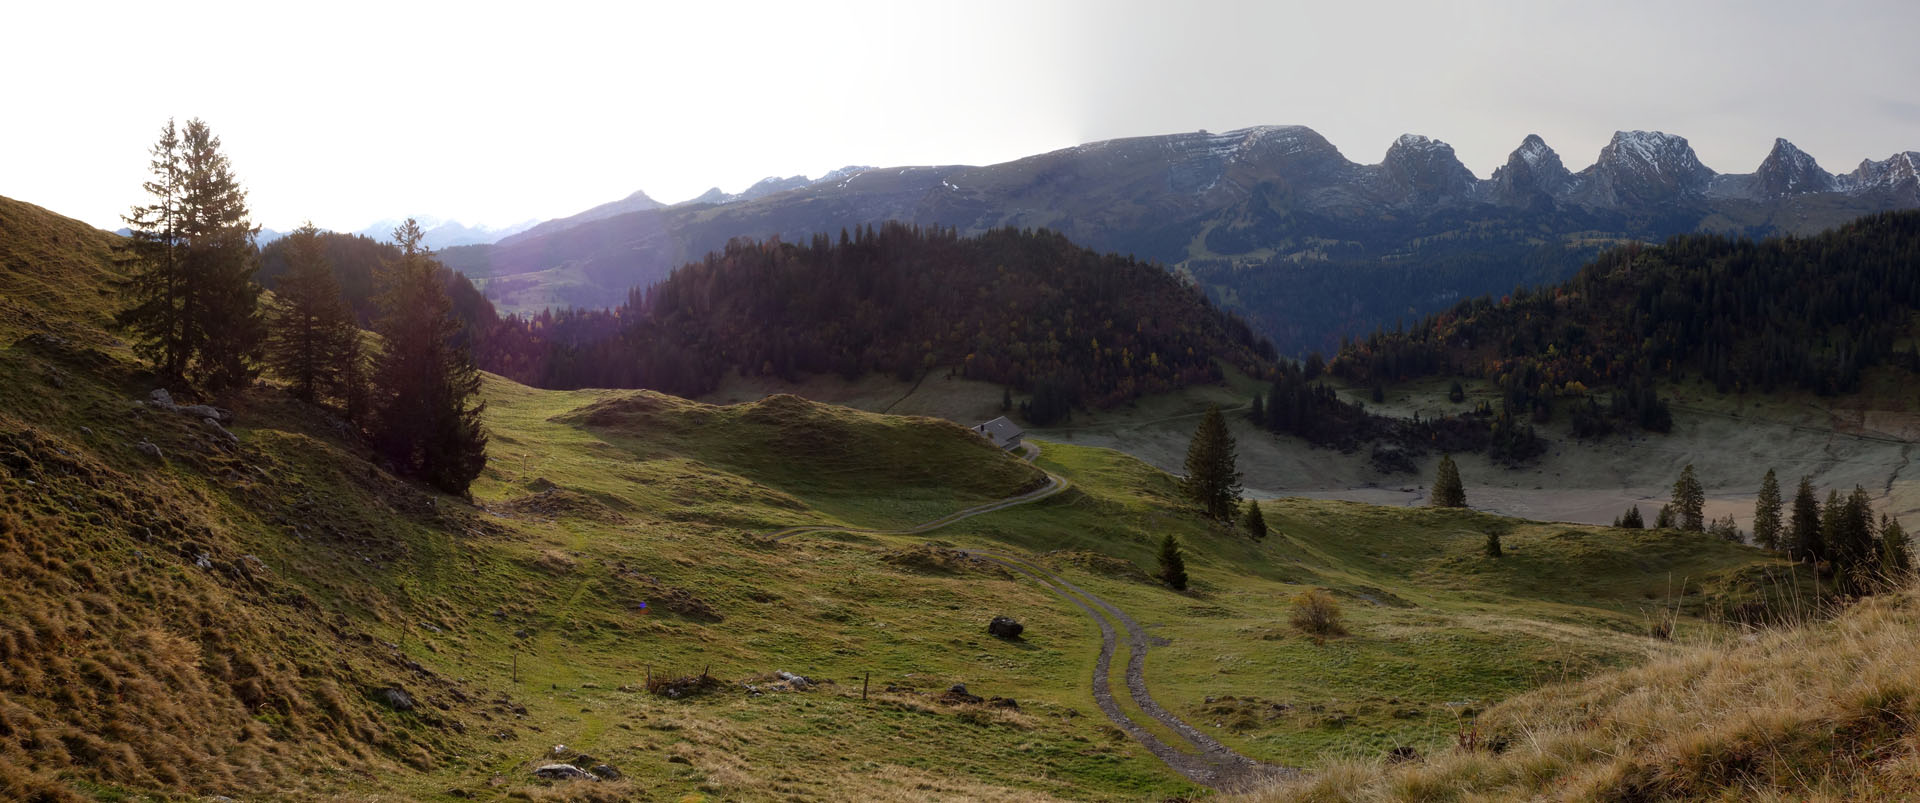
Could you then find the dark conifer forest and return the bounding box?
[476,223,1277,411]
[1331,211,1920,430]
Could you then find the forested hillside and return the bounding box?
[259,232,494,332]
[1332,211,1920,429]
[478,224,1276,417]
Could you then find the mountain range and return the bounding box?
[437,126,1918,351]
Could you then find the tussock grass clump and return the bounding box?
[1244,586,1920,802]
[881,544,1013,578]
[1290,588,1348,638]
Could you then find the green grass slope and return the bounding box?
[1249,584,1920,802]
[0,195,124,345]
[0,192,1817,801]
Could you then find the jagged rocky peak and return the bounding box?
[1378,134,1477,200]
[1579,130,1716,205]
[1213,125,1348,165]
[1752,138,1836,197]
[1490,134,1572,201]
[1846,151,1920,198]
[1597,130,1713,178]
[736,175,811,202]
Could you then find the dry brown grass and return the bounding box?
[1290,588,1348,638]
[0,398,484,800]
[1240,585,1920,802]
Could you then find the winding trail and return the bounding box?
[760,441,1291,791]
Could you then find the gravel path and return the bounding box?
[965,550,1293,791]
[760,442,1292,791]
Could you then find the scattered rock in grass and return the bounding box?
[939,684,984,705]
[987,616,1024,639]
[146,388,235,424]
[666,754,692,766]
[532,763,596,781]
[378,687,415,711]
[987,697,1019,709]
[588,764,622,780]
[136,440,163,460]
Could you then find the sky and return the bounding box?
[5,0,1918,234]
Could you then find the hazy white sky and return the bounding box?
[5,0,1917,233]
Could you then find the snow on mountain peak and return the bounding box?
[1516,134,1553,166]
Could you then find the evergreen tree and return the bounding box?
[1879,515,1912,580]
[266,224,355,403]
[339,329,370,424]
[178,120,264,392]
[1788,476,1823,563]
[1753,468,1784,551]
[1000,386,1012,413]
[1247,393,1265,427]
[1671,464,1705,532]
[117,119,189,385]
[1243,499,1267,541]
[1430,454,1466,508]
[1617,505,1645,529]
[1448,379,1466,403]
[1484,530,1503,558]
[1156,533,1188,591]
[1826,487,1877,593]
[1707,514,1742,543]
[1655,504,1676,529]
[117,118,262,392]
[1180,405,1242,519]
[371,219,489,496]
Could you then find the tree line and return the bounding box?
[476,224,1278,423]
[115,119,487,495]
[1329,213,1920,433]
[1247,360,1544,468]
[1607,464,1913,597]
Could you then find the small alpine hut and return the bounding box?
[972,416,1024,452]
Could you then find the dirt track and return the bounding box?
[762,443,1288,790]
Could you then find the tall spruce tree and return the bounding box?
[1181,405,1241,519]
[118,118,263,392]
[1243,499,1267,540]
[1789,476,1823,563]
[117,119,189,385]
[1880,515,1913,580]
[1156,533,1189,591]
[266,224,355,403]
[1671,464,1705,532]
[1826,487,1877,593]
[178,120,264,392]
[371,219,488,496]
[1430,454,1466,508]
[1753,468,1784,551]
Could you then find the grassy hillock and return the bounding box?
[0,192,1828,800]
[0,195,123,345]
[1248,585,1920,801]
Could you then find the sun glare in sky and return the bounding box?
[6,0,1916,233]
